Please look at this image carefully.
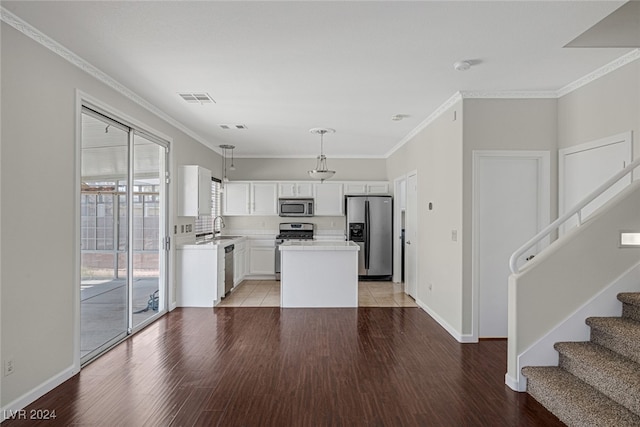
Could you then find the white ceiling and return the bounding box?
[3,1,635,158]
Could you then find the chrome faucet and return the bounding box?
[213,215,226,230]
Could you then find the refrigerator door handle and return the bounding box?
[365,200,370,270]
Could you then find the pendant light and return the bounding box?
[308,128,336,182]
[219,144,235,182]
[229,146,236,171]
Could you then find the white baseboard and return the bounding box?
[244,274,276,280]
[415,298,476,343]
[1,365,77,422]
[505,373,526,392]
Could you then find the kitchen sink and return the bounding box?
[196,235,242,244]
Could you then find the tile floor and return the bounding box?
[217,280,418,307]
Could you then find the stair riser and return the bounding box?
[523,369,640,426]
[622,303,640,323]
[526,378,574,425]
[559,353,640,415]
[591,329,640,365]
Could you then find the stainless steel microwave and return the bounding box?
[278,198,314,217]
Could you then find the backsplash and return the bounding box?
[223,215,346,236]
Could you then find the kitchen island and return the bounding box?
[279,240,360,308]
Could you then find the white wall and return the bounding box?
[462,98,558,335]
[1,22,222,407]
[386,98,558,339]
[227,157,387,181]
[387,100,464,334]
[504,58,640,390]
[558,60,640,156]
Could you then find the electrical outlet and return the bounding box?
[181,225,185,233]
[4,358,15,376]
[451,230,458,242]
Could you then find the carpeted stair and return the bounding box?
[522,292,640,426]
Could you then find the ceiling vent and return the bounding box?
[219,124,248,130]
[178,92,215,104]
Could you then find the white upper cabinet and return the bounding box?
[223,182,278,216]
[223,182,251,215]
[344,181,389,195]
[251,182,278,215]
[278,182,313,198]
[314,183,344,216]
[223,180,388,216]
[178,165,212,217]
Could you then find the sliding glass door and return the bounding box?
[80,107,168,363]
[131,133,166,328]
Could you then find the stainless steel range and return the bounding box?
[275,222,314,280]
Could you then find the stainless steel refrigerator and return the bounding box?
[346,195,393,279]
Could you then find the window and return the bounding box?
[194,178,222,238]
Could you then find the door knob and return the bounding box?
[406,240,411,245]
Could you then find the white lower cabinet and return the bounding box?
[233,240,246,286]
[248,239,276,275]
[177,238,249,306]
[177,245,222,307]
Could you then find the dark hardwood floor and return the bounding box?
[3,308,563,426]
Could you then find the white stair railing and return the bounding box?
[509,157,640,274]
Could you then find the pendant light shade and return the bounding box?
[308,128,336,182]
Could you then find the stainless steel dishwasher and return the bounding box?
[224,244,234,297]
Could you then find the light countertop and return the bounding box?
[279,240,360,251]
[179,236,247,249]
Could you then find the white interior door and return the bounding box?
[405,173,418,298]
[474,152,549,338]
[560,132,632,233]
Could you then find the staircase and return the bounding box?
[522,292,640,426]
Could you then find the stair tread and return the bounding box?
[555,342,640,414]
[522,366,640,426]
[586,316,640,338]
[618,292,640,306]
[588,317,640,364]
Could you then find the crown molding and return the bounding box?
[386,49,640,159]
[384,92,463,158]
[3,6,638,161]
[460,90,557,99]
[556,48,640,98]
[0,7,217,152]
[236,154,388,159]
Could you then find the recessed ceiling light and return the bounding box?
[453,61,471,71]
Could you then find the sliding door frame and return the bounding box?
[74,91,173,370]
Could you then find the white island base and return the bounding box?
[279,241,360,308]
